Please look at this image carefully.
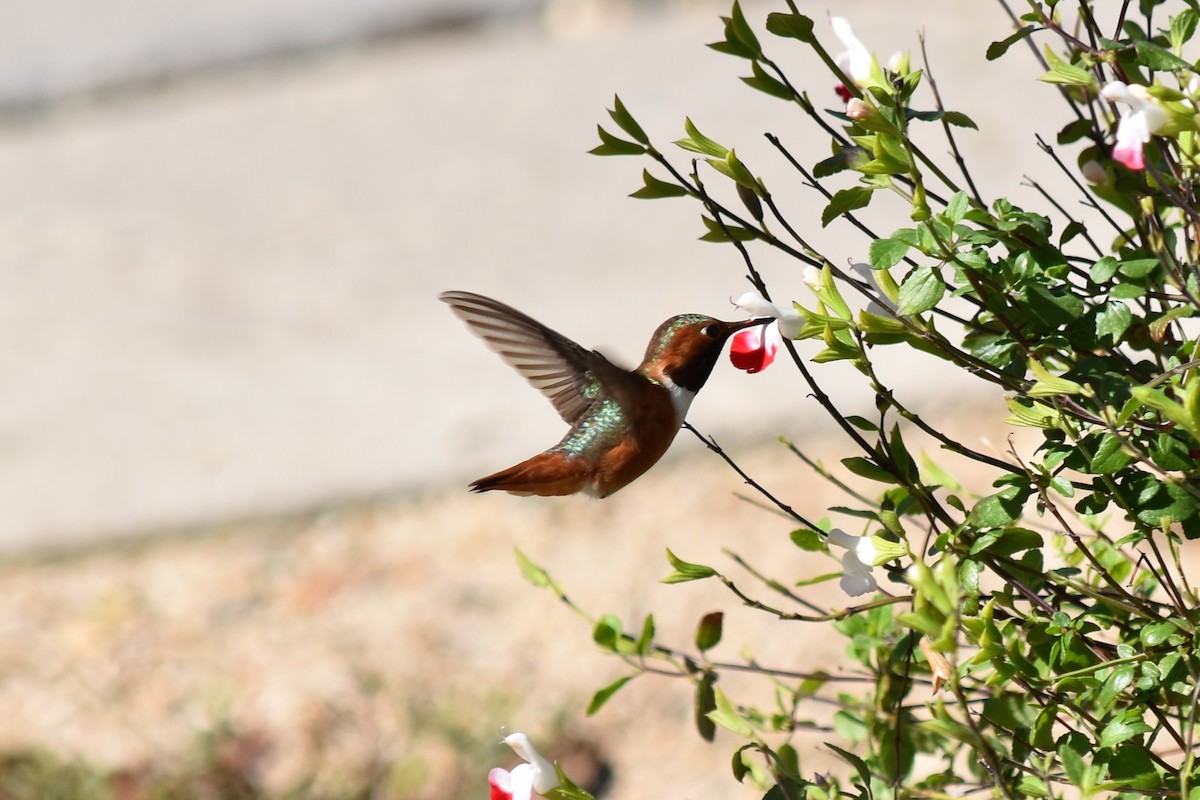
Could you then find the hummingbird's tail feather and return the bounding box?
[469,451,594,497]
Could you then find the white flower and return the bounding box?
[489,732,558,799]
[732,290,803,337]
[826,528,879,597]
[831,16,872,89]
[1100,81,1170,170]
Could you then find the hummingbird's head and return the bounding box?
[640,314,771,393]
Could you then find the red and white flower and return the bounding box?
[1100,81,1170,170]
[729,290,803,373]
[488,733,558,800]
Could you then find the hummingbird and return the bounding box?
[440,290,768,498]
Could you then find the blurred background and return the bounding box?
[0,0,1087,796]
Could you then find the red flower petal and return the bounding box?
[730,326,777,373]
[489,768,513,800]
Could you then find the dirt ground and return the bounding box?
[0,417,1025,799]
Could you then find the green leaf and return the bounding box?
[1095,301,1132,343]
[699,214,758,242]
[1026,359,1087,397]
[695,611,724,651]
[1100,719,1152,749]
[821,186,873,227]
[896,265,946,315]
[589,125,646,156]
[1090,256,1118,283]
[1140,621,1177,647]
[870,237,910,269]
[987,25,1037,60]
[1172,9,1199,52]
[841,456,896,483]
[941,110,979,129]
[592,614,622,651]
[707,148,759,192]
[634,614,655,654]
[1109,743,1162,790]
[694,673,717,741]
[1135,40,1193,72]
[1058,732,1092,789]
[727,1,762,59]
[630,169,689,199]
[608,95,648,144]
[708,687,753,737]
[674,117,728,157]
[587,675,634,715]
[790,528,824,551]
[1038,46,1095,86]
[515,548,562,593]
[824,742,872,789]
[1118,257,1159,279]
[741,61,794,100]
[1089,434,1133,474]
[765,11,815,42]
[968,487,1027,528]
[663,549,717,583]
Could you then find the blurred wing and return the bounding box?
[440,291,610,424]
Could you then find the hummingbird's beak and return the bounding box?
[726,316,775,334]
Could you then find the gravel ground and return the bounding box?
[0,414,1025,799]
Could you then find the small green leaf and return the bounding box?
[896,265,946,316]
[592,614,622,651]
[741,61,793,100]
[1135,40,1193,72]
[941,110,979,129]
[727,1,762,59]
[634,614,655,654]
[1090,256,1119,283]
[587,675,634,715]
[1118,257,1159,279]
[674,117,728,157]
[1089,434,1133,474]
[790,528,824,550]
[589,125,646,156]
[841,456,896,483]
[1140,621,1177,647]
[1100,719,1152,749]
[869,237,910,269]
[515,548,562,593]
[968,487,1027,528]
[630,169,689,199]
[694,674,717,741]
[663,549,717,583]
[987,25,1037,60]
[708,687,753,737]
[695,611,724,651]
[1095,301,1132,343]
[821,186,873,227]
[608,95,648,144]
[765,11,815,41]
[1038,46,1095,86]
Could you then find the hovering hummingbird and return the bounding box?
[440,290,768,498]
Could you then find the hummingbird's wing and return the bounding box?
[440,291,617,425]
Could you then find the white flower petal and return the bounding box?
[830,17,872,82]
[503,733,558,794]
[732,290,779,318]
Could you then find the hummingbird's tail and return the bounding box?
[469,451,593,497]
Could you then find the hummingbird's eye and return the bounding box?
[701,323,721,338]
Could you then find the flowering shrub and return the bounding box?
[511,1,1200,797]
